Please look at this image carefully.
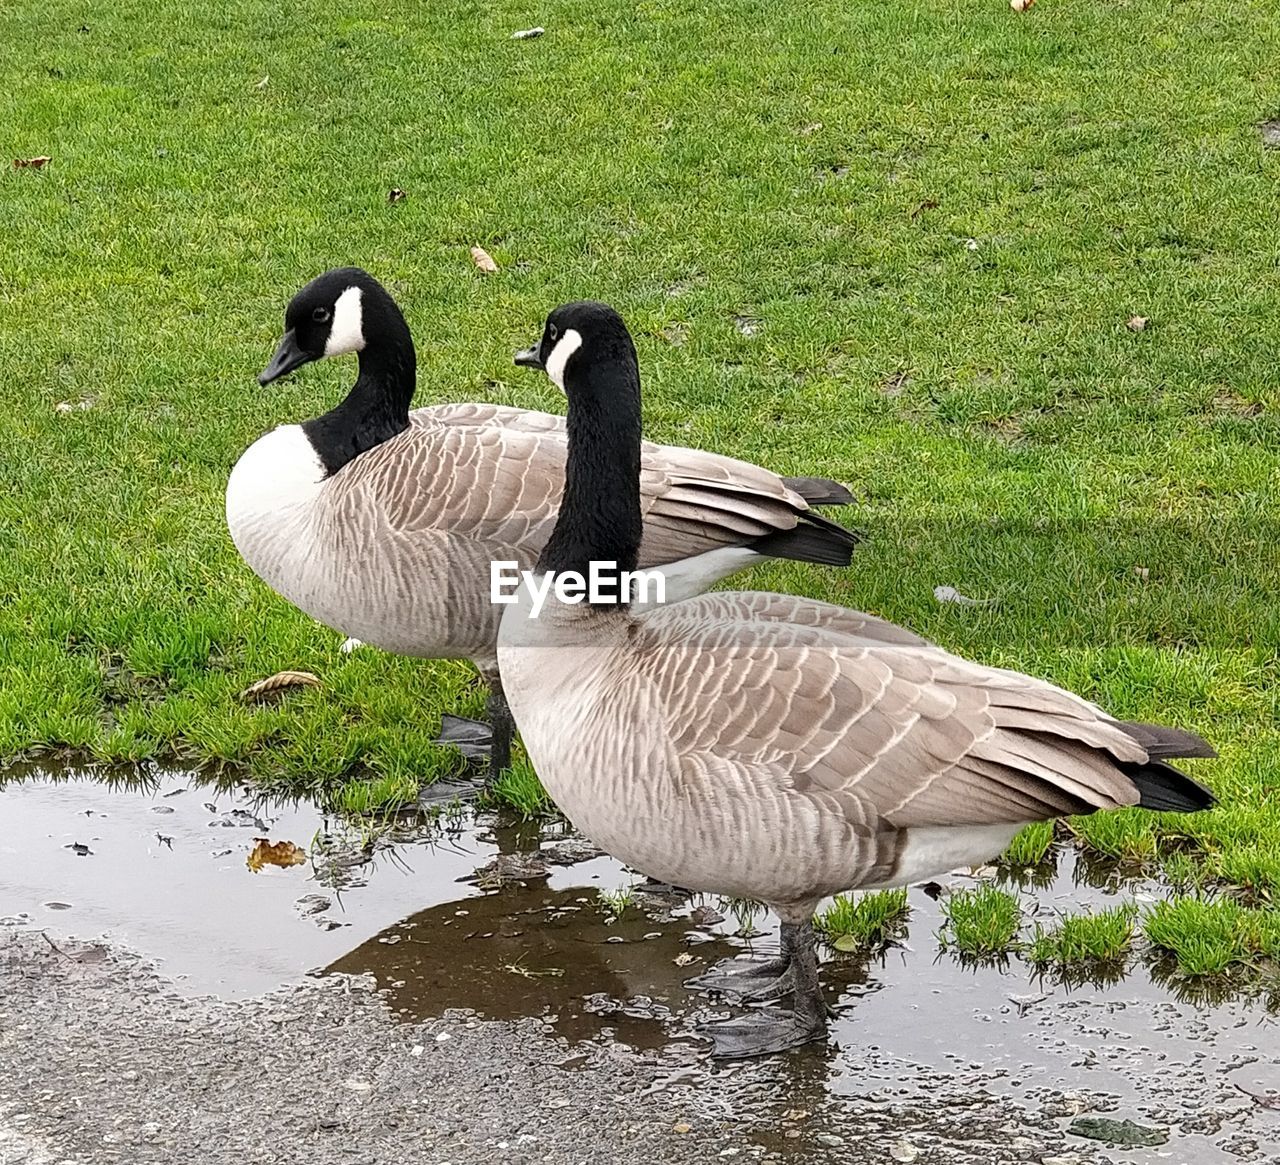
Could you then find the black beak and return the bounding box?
[513,343,545,371]
[258,329,315,385]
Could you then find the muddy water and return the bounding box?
[3,767,1279,1163]
[0,766,494,994]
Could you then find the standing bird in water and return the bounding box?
[497,301,1215,1058]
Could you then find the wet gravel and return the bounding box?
[0,930,1122,1165]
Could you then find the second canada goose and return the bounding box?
[226,269,858,772]
[496,301,1216,1059]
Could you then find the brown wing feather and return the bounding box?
[634,593,1156,832]
[349,405,837,568]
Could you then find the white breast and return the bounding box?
[225,425,339,626]
[226,424,327,533]
[226,424,487,659]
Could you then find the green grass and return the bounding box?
[939,885,1023,960]
[597,884,636,922]
[0,0,1276,901]
[323,772,422,816]
[815,888,910,954]
[1001,821,1056,867]
[1070,810,1160,864]
[1143,898,1280,978]
[1028,904,1137,968]
[486,754,557,819]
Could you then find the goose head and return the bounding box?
[514,301,638,395]
[259,267,407,385]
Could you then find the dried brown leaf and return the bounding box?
[247,838,308,872]
[1126,315,1149,332]
[470,245,498,274]
[14,156,51,169]
[239,670,321,704]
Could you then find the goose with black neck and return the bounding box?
[496,301,1216,1059]
[226,270,861,776]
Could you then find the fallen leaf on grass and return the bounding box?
[795,122,823,136]
[511,26,545,39]
[1126,315,1149,332]
[470,245,498,274]
[1010,0,1035,11]
[254,75,269,89]
[246,838,308,872]
[1260,120,1280,150]
[14,156,51,169]
[54,397,95,413]
[387,187,406,203]
[239,670,321,704]
[1133,565,1149,581]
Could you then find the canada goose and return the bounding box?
[495,301,1216,1059]
[226,269,858,773]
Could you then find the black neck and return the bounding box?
[536,356,643,595]
[301,312,415,477]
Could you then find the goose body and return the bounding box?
[227,270,858,769]
[495,301,1216,1058]
[227,403,852,662]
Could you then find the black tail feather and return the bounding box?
[782,476,856,507]
[750,511,860,567]
[1113,720,1216,813]
[1125,760,1217,813]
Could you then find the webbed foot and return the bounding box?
[685,957,795,1002]
[699,1008,827,1059]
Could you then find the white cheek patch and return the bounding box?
[544,328,583,392]
[324,286,366,356]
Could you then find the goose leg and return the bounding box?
[699,920,828,1059]
[433,664,516,776]
[486,681,514,777]
[685,921,799,1002]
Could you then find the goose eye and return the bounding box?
[312,306,331,324]
[548,323,559,342]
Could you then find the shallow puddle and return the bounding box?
[3,766,1279,1163]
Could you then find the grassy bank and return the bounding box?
[1,0,1278,940]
